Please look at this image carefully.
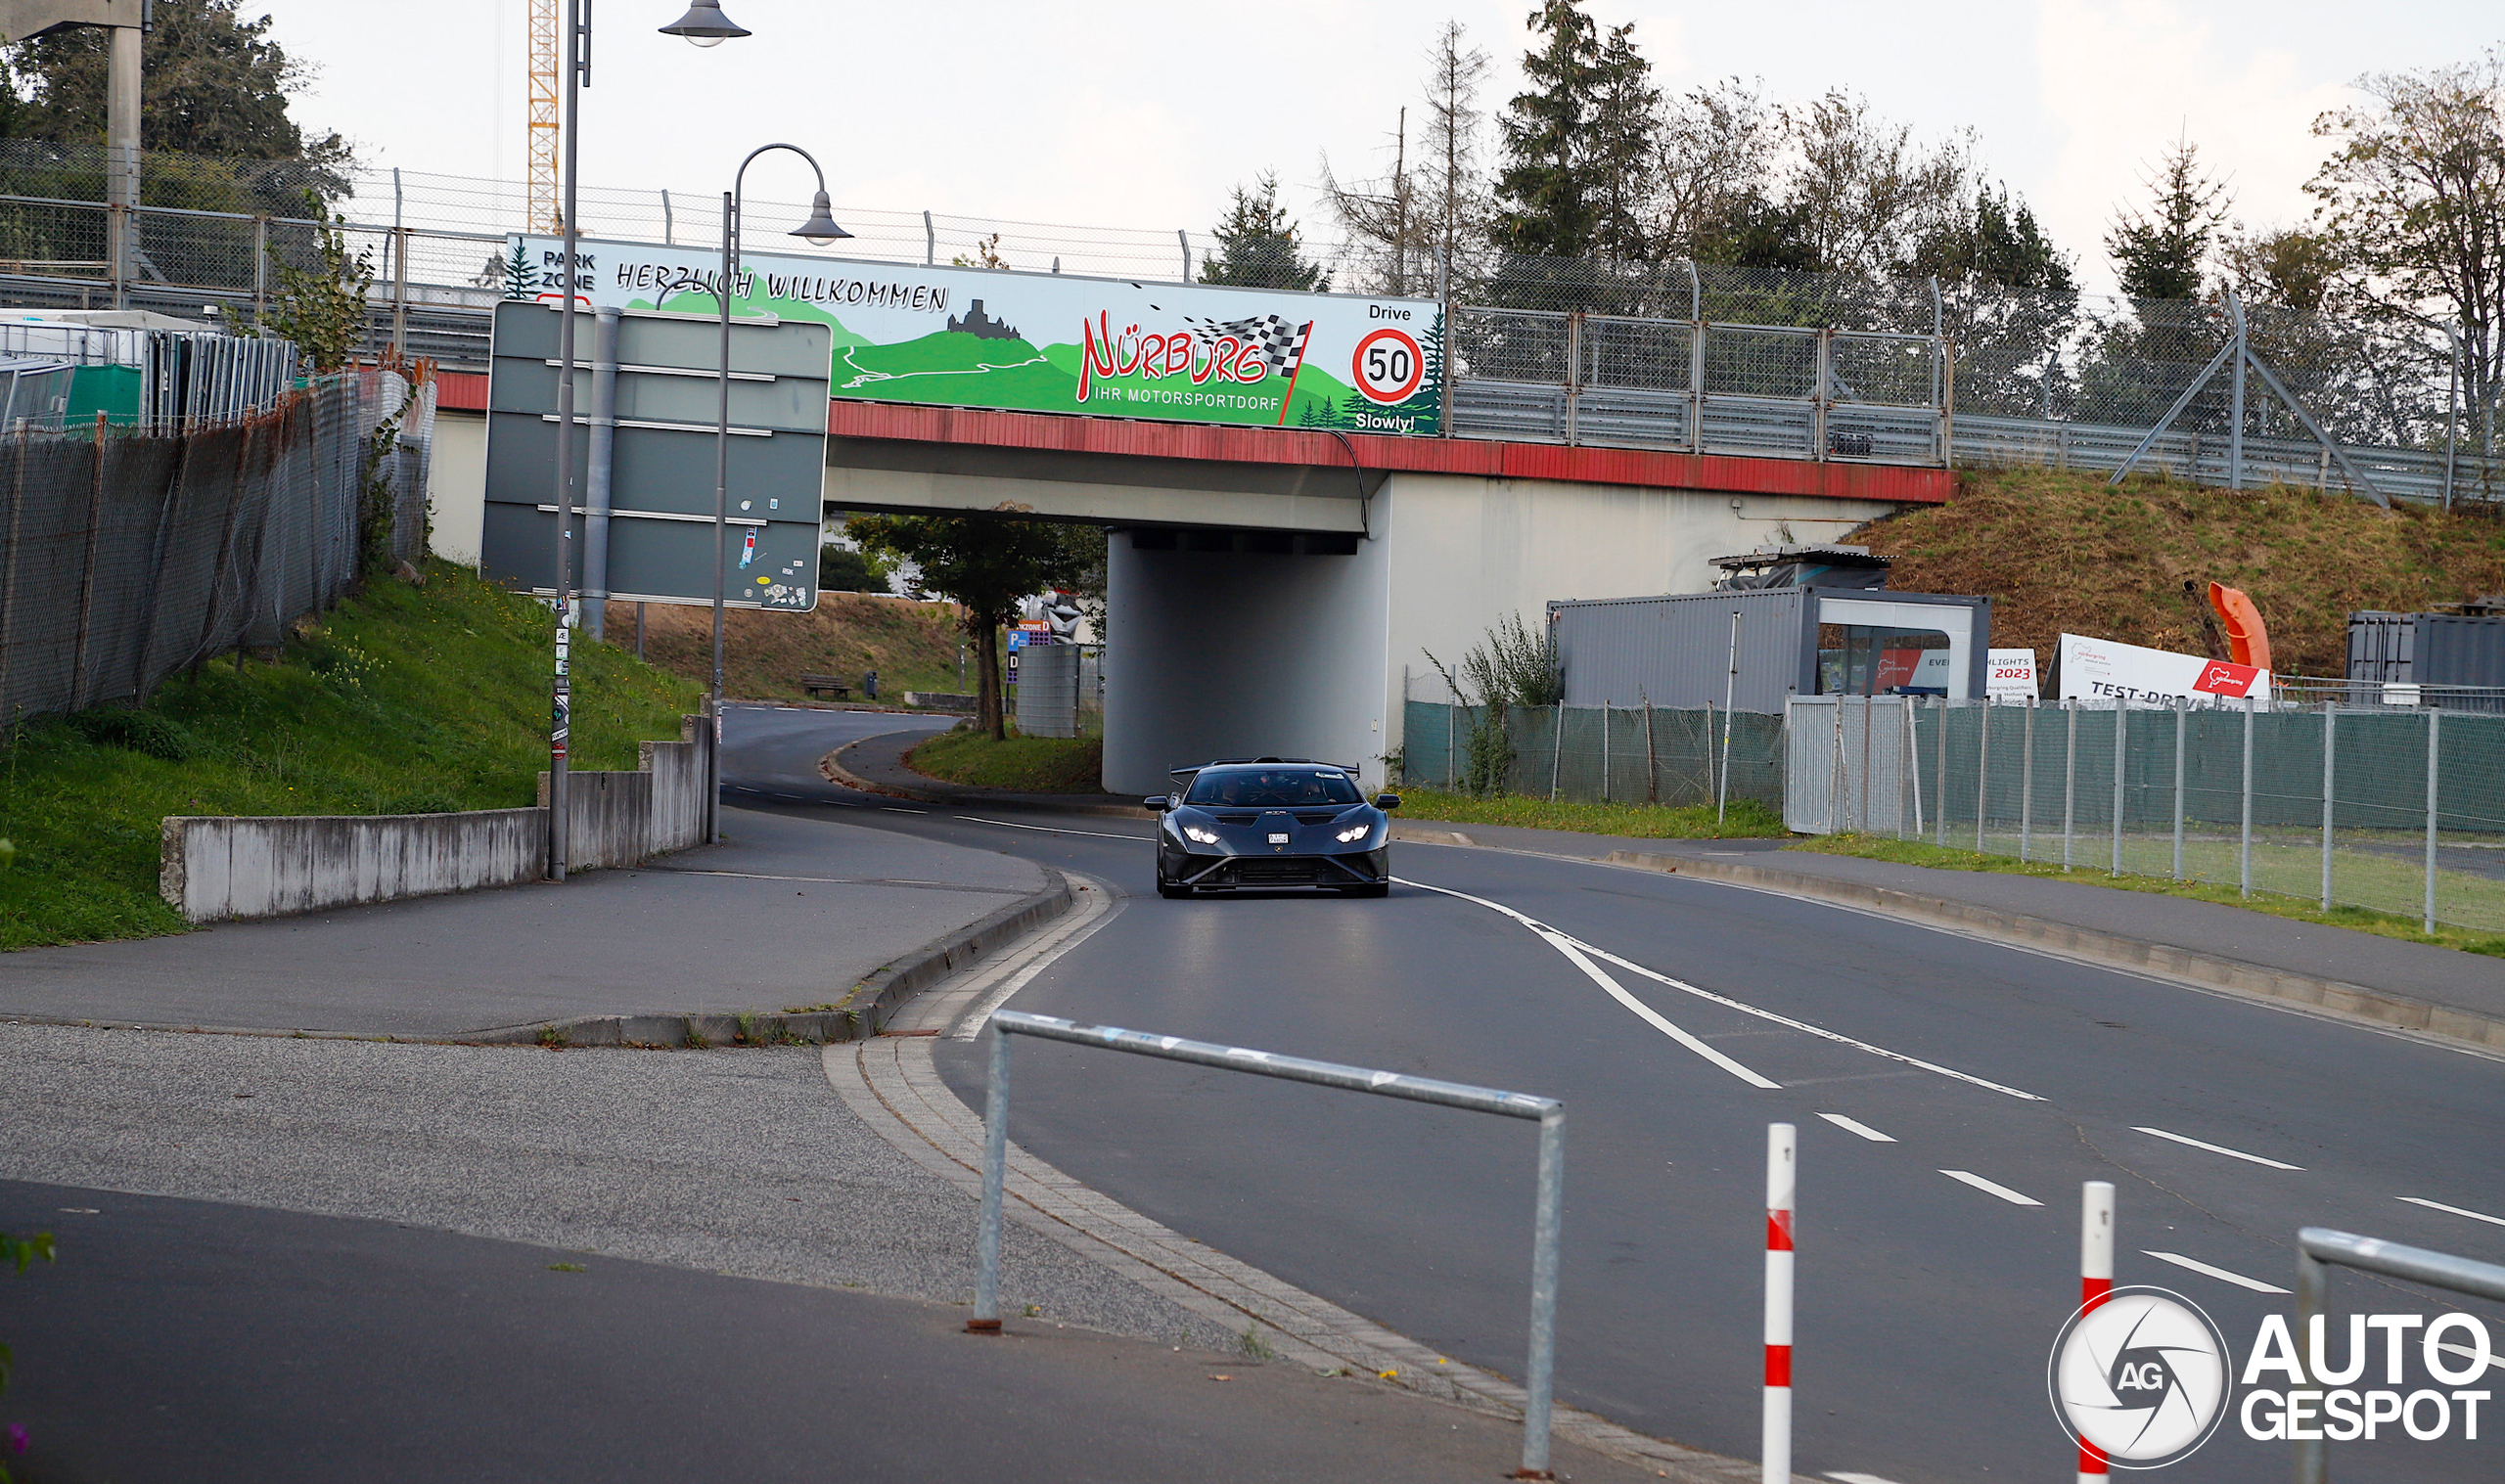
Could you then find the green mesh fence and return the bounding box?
[1399,699,1784,811]
[1868,699,2505,935]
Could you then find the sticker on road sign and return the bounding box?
[1351,328,1425,405]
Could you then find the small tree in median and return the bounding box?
[844,511,1097,742]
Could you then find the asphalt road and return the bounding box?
[722,707,2505,1484]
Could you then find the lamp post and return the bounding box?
[541,0,754,885]
[705,147,848,843]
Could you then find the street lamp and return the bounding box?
[659,0,751,45]
[705,146,850,844]
[544,4,752,886]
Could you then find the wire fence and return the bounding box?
[1789,695,2505,936]
[0,367,434,733]
[0,143,2490,503]
[1399,697,1785,812]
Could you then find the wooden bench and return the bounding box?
[799,673,850,700]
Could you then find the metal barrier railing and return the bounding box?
[2292,1228,2505,1483]
[971,1009,1568,1477]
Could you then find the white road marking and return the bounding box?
[2142,1250,2290,1293]
[2132,1126,2305,1170]
[2396,1195,2505,1229]
[1827,1474,1908,1484]
[883,807,929,814]
[1939,1170,2042,1206]
[1819,1112,1896,1143]
[1397,877,2042,1102]
[958,815,1148,841]
[1393,879,1776,1087]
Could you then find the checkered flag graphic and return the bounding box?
[1184,313,1313,382]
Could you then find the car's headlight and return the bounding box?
[1183,825,1221,845]
[1336,824,1372,843]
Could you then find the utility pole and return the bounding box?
[0,3,150,308]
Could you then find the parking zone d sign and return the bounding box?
[505,235,1445,436]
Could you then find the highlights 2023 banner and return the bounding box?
[505,236,1444,436]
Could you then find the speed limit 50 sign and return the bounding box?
[1351,327,1425,405]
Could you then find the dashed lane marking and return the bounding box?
[2396,1195,2505,1228]
[1819,1113,1895,1143]
[1939,1169,2043,1207]
[2142,1250,2290,1293]
[2131,1125,2304,1170]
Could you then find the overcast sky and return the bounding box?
[277,0,2494,295]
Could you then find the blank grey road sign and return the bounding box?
[481,299,832,610]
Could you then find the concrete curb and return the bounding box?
[458,868,1077,1050]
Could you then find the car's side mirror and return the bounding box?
[1375,792,1401,810]
[1143,794,1171,812]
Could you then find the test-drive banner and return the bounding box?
[506,236,1445,436]
[2058,633,2272,705]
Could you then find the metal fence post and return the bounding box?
[2294,1244,2328,1484]
[2172,698,2188,881]
[1812,328,1831,461]
[1936,697,1949,848]
[2320,703,2336,911]
[970,1021,1010,1333]
[1905,697,1925,840]
[251,215,268,320]
[2424,707,2440,934]
[2063,700,2077,869]
[1762,1122,1796,1484]
[1975,700,1990,850]
[1550,703,1565,802]
[1830,699,1845,835]
[2240,696,2256,898]
[1601,702,1612,804]
[2020,697,2035,861]
[1446,702,1456,789]
[1858,695,1875,833]
[1523,1105,1566,1479]
[2111,702,2126,877]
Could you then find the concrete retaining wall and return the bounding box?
[161,808,546,922]
[162,713,714,923]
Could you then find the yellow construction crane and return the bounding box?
[525,0,560,232]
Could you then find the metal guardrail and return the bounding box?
[971,1009,1568,1478]
[2292,1228,2505,1483]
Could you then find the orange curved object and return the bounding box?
[2208,582,2271,673]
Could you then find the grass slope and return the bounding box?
[1848,469,2505,676]
[627,592,967,703]
[0,562,705,951]
[1790,833,2505,958]
[1389,787,1788,839]
[904,727,1104,792]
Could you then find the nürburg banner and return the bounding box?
[506,236,1444,436]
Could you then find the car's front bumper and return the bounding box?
[1161,843,1389,888]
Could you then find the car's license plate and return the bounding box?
[1268,832,1290,844]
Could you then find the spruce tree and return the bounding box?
[1200,173,1328,292]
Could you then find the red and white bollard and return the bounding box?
[2079,1181,2115,1484]
[1763,1122,1796,1484]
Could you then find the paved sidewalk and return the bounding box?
[0,806,1045,1037]
[1394,818,2505,1026]
[0,1028,1663,1484]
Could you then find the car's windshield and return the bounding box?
[1183,767,1363,808]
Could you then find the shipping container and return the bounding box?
[1549,588,1990,712]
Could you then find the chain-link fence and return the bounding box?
[1399,697,1784,811]
[1791,695,2505,936]
[0,367,433,732]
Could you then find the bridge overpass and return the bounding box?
[431,370,1945,794]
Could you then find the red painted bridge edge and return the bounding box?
[431,372,1950,505]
